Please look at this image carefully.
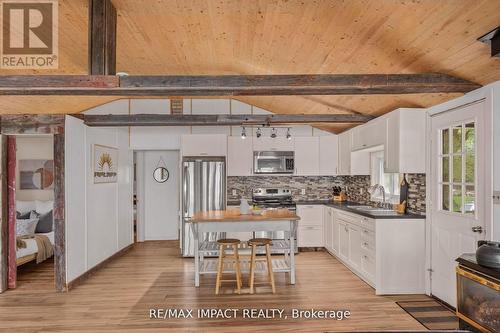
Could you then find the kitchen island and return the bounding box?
[188,209,300,287]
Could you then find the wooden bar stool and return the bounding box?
[215,238,242,295]
[248,238,276,294]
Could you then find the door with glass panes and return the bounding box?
[430,101,487,307]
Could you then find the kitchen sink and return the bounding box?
[347,205,373,209]
[346,205,401,215]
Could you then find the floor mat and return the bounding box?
[396,300,459,330]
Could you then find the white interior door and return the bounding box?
[430,101,487,307]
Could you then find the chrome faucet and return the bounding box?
[369,184,386,203]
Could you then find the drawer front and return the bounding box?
[298,225,324,247]
[360,228,375,244]
[360,236,375,253]
[297,205,324,226]
[332,209,360,225]
[361,252,376,280]
[359,216,375,231]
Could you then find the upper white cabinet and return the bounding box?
[227,137,253,176]
[252,137,294,151]
[384,108,426,173]
[351,118,386,151]
[181,134,227,156]
[319,136,338,175]
[338,131,351,175]
[294,137,320,176]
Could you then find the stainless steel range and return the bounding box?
[252,188,298,253]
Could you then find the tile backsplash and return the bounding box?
[227,173,426,216]
[227,176,343,202]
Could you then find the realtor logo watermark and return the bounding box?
[1,0,58,69]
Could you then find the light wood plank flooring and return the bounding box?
[0,241,426,332]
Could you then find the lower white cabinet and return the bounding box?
[297,205,324,247]
[324,207,334,253]
[329,207,425,295]
[298,225,323,247]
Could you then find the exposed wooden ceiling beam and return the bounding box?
[89,0,117,74]
[0,74,480,96]
[80,113,374,127]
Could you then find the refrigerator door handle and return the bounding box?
[183,165,189,217]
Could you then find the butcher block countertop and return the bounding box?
[189,208,300,223]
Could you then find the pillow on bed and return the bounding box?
[16,218,38,237]
[16,210,32,219]
[35,200,53,215]
[31,210,53,233]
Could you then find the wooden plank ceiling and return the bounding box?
[1,0,500,133]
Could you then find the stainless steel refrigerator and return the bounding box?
[181,157,226,257]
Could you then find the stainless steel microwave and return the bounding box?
[253,151,294,174]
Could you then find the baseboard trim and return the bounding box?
[66,244,134,291]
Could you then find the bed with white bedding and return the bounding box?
[15,200,55,266]
[16,231,55,260]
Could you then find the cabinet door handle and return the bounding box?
[363,242,368,246]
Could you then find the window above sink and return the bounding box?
[370,150,400,204]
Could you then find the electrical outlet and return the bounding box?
[232,189,237,196]
[301,189,306,195]
[493,191,500,204]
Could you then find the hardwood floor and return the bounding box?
[0,241,427,332]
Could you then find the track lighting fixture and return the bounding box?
[241,126,247,139]
[256,127,262,138]
[270,128,277,139]
[286,128,292,140]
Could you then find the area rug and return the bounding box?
[396,300,459,331]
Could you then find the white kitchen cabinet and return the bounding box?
[181,134,227,156]
[324,207,334,253]
[347,223,361,271]
[294,137,320,176]
[298,225,324,247]
[338,220,349,261]
[384,108,426,173]
[332,210,339,254]
[338,131,351,175]
[350,150,370,175]
[319,136,338,175]
[329,207,425,294]
[297,205,324,225]
[351,118,386,151]
[297,205,324,247]
[227,136,253,176]
[252,137,294,151]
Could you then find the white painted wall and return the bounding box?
[142,150,180,240]
[15,135,54,201]
[65,115,134,283]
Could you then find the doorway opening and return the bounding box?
[10,135,56,291]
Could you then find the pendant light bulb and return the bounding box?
[270,127,277,139]
[286,128,292,140]
[241,126,247,139]
[256,127,262,138]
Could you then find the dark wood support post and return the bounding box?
[53,133,66,291]
[89,0,117,75]
[0,136,7,293]
[6,136,16,289]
